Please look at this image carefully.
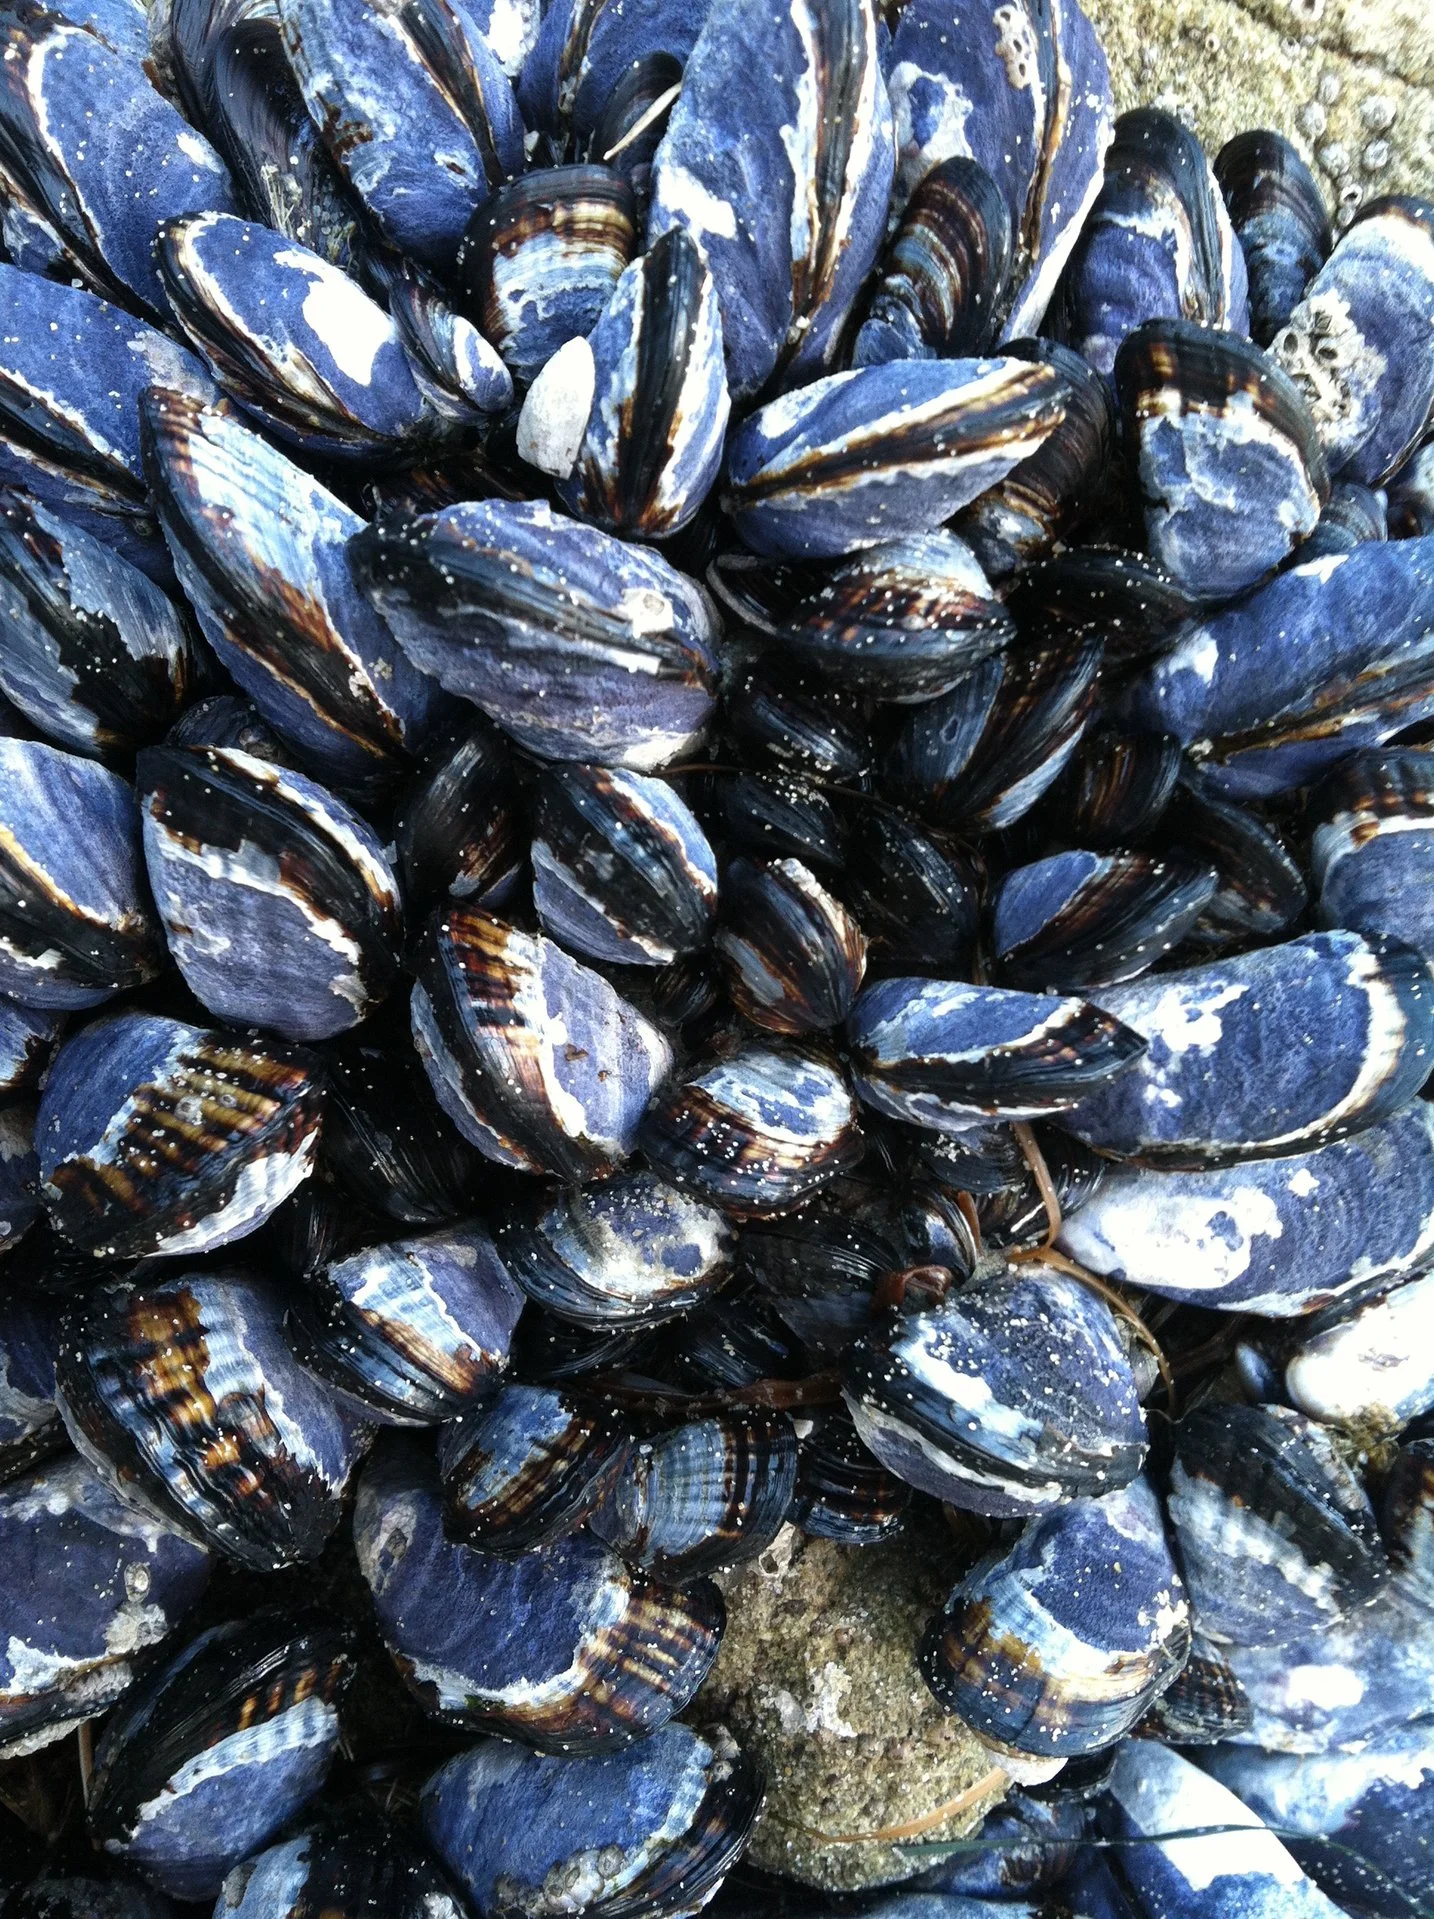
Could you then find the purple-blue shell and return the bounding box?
[287,1223,524,1425]
[0,8,236,321]
[421,1721,762,1918]
[1059,930,1434,1168]
[354,1435,723,1751]
[921,1476,1190,1758]
[0,738,161,1010]
[143,388,450,798]
[138,745,403,1042]
[885,0,1115,342]
[1119,537,1434,798]
[214,1821,468,1919]
[1100,1741,1349,1919]
[518,0,707,141]
[842,1266,1147,1516]
[1313,749,1434,964]
[411,907,672,1180]
[847,975,1145,1131]
[1273,197,1434,488]
[0,1000,61,1098]
[722,357,1066,559]
[37,1012,324,1258]
[0,1451,210,1759]
[1059,1101,1434,1317]
[278,0,524,272]
[991,849,1218,991]
[439,1381,629,1553]
[0,1289,58,1452]
[55,1272,367,1569]
[350,498,720,770]
[647,0,892,402]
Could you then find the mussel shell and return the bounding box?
[854,156,1013,367]
[725,662,871,782]
[1388,434,1434,540]
[0,999,62,1099]
[716,855,866,1035]
[956,340,1117,580]
[519,0,701,145]
[639,1046,863,1218]
[914,1788,1087,1901]
[1059,930,1434,1168]
[0,739,162,1010]
[973,1127,1108,1253]
[920,1477,1191,1758]
[216,1820,467,1919]
[789,1410,911,1545]
[38,1012,324,1258]
[847,976,1147,1130]
[663,1286,811,1391]
[991,850,1219,990]
[0,1451,211,1759]
[1140,1637,1253,1745]
[842,1266,1147,1516]
[167,693,291,763]
[735,1209,905,1364]
[1311,747,1434,963]
[420,1722,763,1919]
[499,1169,732,1328]
[590,1410,798,1578]
[354,1436,723,1752]
[585,50,682,218]
[1303,479,1388,559]
[1214,129,1332,347]
[1284,1268,1434,1431]
[0,1286,58,1456]
[138,744,403,1041]
[286,1224,523,1425]
[885,632,1103,832]
[392,713,524,911]
[1004,545,1195,669]
[56,1272,366,1569]
[0,490,194,760]
[142,387,448,797]
[87,1612,353,1900]
[1384,1437,1434,1611]
[1160,773,1308,948]
[842,808,979,973]
[1053,728,1183,848]
[439,1382,629,1553]
[722,357,1066,560]
[5,1881,174,1919]
[717,769,847,873]
[376,259,514,421]
[0,1103,39,1256]
[1116,318,1329,601]
[533,763,717,966]
[411,907,672,1181]
[1167,1403,1387,1647]
[350,497,720,772]
[462,165,637,384]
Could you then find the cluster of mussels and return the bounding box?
[3,0,1434,1913]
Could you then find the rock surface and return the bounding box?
[690,1528,1007,1892]
[1084,0,1434,222]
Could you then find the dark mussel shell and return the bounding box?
[0,1451,211,1759]
[1311,746,1434,962]
[1053,728,1184,848]
[847,975,1146,1131]
[970,1125,1108,1253]
[0,739,162,1010]
[375,258,514,421]
[421,1723,763,1919]
[354,1436,722,1752]
[1160,772,1308,948]
[0,490,194,761]
[914,1788,1087,1901]
[0,1102,39,1257]
[410,906,672,1181]
[1060,930,1434,1169]
[1116,319,1329,602]
[991,849,1219,991]
[585,49,683,218]
[86,1612,353,1900]
[664,1285,811,1391]
[499,1169,732,1328]
[0,1285,59,1465]
[319,1028,493,1226]
[138,744,403,1041]
[5,1881,175,1919]
[639,1045,863,1218]
[789,1410,911,1545]
[461,166,637,385]
[1303,479,1389,560]
[853,155,1013,367]
[920,1476,1191,1759]
[350,498,719,772]
[1388,434,1434,539]
[715,855,867,1035]
[1167,1403,1387,1647]
[285,1224,524,1425]
[533,763,717,966]
[37,1012,324,1258]
[885,632,1103,832]
[717,768,847,874]
[55,1272,366,1569]
[216,1819,467,1919]
[843,1265,1146,1517]
[0,998,62,1099]
[735,1207,905,1363]
[590,1410,798,1580]
[167,693,291,762]
[1141,1636,1253,1745]
[439,1382,629,1554]
[1214,129,1332,347]
[842,808,980,973]
[1005,544,1196,670]
[956,340,1117,581]
[393,713,526,911]
[725,661,871,783]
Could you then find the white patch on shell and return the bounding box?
[1109,1743,1308,1893]
[887,61,974,209]
[1059,1174,1285,1295]
[1285,1268,1434,1427]
[273,245,400,387]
